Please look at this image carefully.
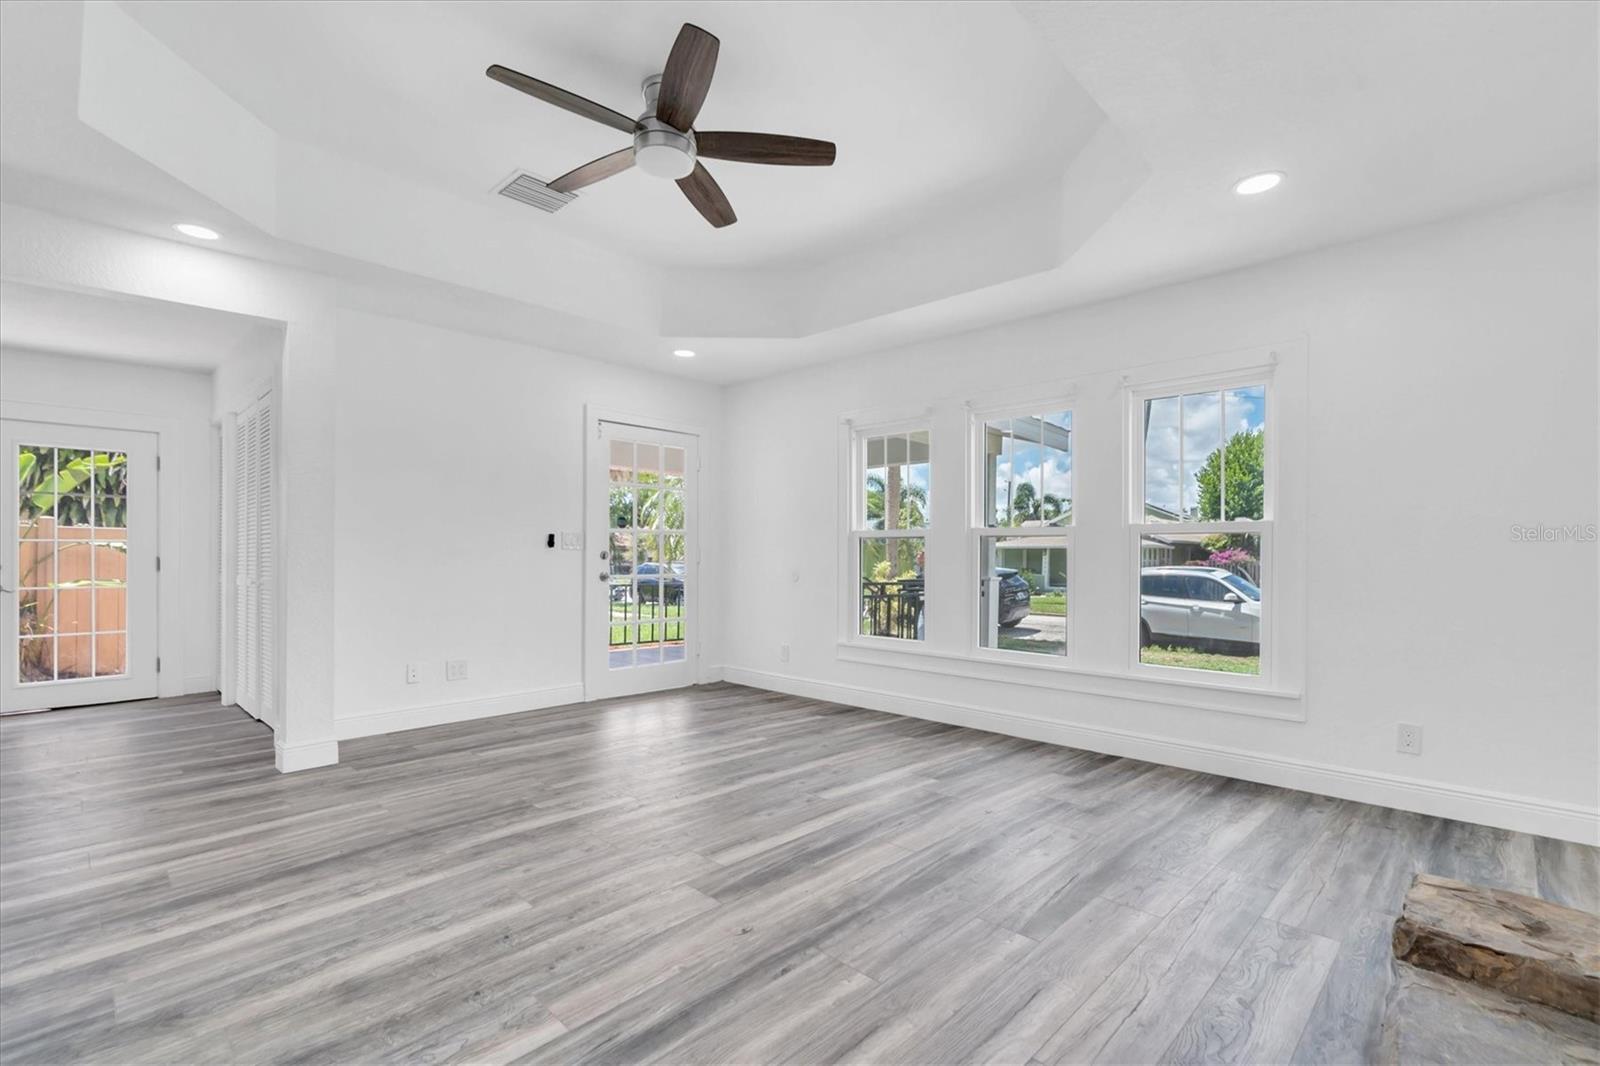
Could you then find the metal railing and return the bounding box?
[861,580,924,640]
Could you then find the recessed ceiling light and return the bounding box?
[1232,172,1283,196]
[173,223,220,240]
[672,349,696,358]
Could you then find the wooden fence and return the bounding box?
[16,518,127,681]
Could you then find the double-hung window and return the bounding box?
[974,408,1072,658]
[1133,379,1271,679]
[852,427,930,642]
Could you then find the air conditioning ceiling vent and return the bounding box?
[496,171,576,213]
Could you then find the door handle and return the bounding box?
[598,572,610,583]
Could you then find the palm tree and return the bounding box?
[1007,481,1067,525]
[866,474,927,529]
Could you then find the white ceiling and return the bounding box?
[0,0,1594,383]
[118,0,1089,271]
[0,281,278,370]
[1013,0,1600,300]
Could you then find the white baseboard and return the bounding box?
[333,684,587,741]
[724,667,1600,847]
[701,664,726,684]
[274,737,339,773]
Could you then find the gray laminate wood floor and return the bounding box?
[1,684,1595,1065]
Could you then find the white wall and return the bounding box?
[720,186,1600,843]
[329,309,725,738]
[0,204,727,770]
[212,322,283,419]
[0,348,219,695]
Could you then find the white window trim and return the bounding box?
[965,397,1076,665]
[1125,365,1279,691]
[832,341,1307,719]
[840,414,932,649]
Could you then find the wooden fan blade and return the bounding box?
[656,24,719,132]
[677,163,736,228]
[486,64,636,134]
[549,149,635,193]
[695,132,836,166]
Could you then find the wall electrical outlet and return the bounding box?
[1396,723,1422,755]
[778,643,790,663]
[446,659,468,682]
[405,663,420,684]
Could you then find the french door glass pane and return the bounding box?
[637,487,660,529]
[95,634,127,676]
[15,444,132,683]
[607,434,689,671]
[608,440,633,481]
[610,487,634,529]
[19,637,54,683]
[635,443,661,481]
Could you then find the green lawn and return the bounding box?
[998,634,1065,655]
[610,601,684,645]
[1028,592,1066,616]
[1140,644,1259,675]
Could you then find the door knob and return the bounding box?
[598,572,610,583]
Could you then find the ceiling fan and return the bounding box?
[487,23,836,229]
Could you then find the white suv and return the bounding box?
[1140,567,1260,652]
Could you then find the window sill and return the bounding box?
[835,639,1305,722]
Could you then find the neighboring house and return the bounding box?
[993,521,1069,588]
[1139,503,1186,568]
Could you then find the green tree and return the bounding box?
[1196,430,1264,521]
[1008,482,1066,525]
[866,474,927,528]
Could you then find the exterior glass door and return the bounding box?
[586,421,697,698]
[1,422,158,710]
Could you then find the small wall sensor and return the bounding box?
[547,533,556,548]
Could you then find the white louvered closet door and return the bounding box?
[233,395,275,726]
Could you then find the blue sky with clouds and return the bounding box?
[1145,387,1265,518]
[989,411,1072,525]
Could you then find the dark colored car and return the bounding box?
[635,562,685,605]
[997,567,1031,627]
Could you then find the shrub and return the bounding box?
[1206,547,1255,568]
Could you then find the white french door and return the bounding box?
[585,420,698,699]
[1,421,159,710]
[231,394,276,727]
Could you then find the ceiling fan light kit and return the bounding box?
[488,23,836,228]
[634,77,697,180]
